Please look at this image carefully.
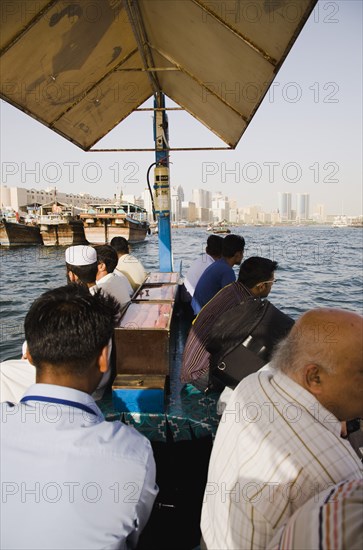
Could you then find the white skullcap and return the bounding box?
[65,245,97,266]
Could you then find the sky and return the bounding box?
[1,0,362,216]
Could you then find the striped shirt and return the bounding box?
[201,369,363,550]
[267,479,363,549]
[181,282,251,383]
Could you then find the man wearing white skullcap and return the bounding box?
[64,245,114,398]
[65,245,98,293]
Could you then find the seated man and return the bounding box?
[95,244,133,307]
[183,234,223,300]
[65,244,98,293]
[181,257,279,391]
[0,285,158,549]
[191,234,245,315]
[110,236,147,291]
[201,308,363,550]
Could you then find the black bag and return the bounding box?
[207,297,294,390]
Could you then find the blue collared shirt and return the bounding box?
[191,258,236,314]
[1,384,158,549]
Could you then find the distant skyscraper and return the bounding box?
[296,193,310,221]
[141,188,154,221]
[314,203,326,222]
[278,192,292,221]
[192,188,212,209]
[212,192,229,222]
[171,186,182,222]
[177,185,184,203]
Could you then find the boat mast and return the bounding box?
[154,92,173,272]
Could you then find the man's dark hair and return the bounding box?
[222,234,245,258]
[238,257,278,288]
[66,262,98,285]
[206,235,223,257]
[95,245,118,273]
[25,284,120,375]
[110,236,129,255]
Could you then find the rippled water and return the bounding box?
[1,226,362,361]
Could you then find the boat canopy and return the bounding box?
[0,0,316,151]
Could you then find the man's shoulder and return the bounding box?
[197,258,221,282]
[195,281,236,317]
[96,273,112,285]
[83,417,154,465]
[207,258,231,277]
[229,369,273,400]
[109,271,130,289]
[119,254,140,265]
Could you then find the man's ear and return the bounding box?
[304,364,322,395]
[97,262,105,274]
[25,349,35,366]
[97,345,109,373]
[253,282,265,296]
[68,270,78,283]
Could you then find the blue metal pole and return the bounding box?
[153,93,173,272]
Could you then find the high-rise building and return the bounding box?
[177,185,184,203]
[141,188,154,221]
[170,186,182,222]
[192,188,212,209]
[314,203,326,223]
[296,193,310,221]
[211,192,229,222]
[277,192,292,221]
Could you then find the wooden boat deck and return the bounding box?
[99,295,220,549]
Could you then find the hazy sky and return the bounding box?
[1,0,362,216]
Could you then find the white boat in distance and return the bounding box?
[80,201,150,244]
[332,215,349,228]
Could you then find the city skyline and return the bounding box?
[2,182,351,225]
[1,1,362,216]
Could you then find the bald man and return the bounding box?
[201,308,363,550]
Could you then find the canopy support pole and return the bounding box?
[153,93,173,272]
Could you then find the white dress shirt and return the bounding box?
[96,272,133,306]
[1,384,158,549]
[184,253,214,297]
[201,369,363,550]
[0,359,36,403]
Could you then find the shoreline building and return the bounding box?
[171,186,182,223]
[296,193,310,222]
[0,185,111,213]
[211,192,229,223]
[192,188,212,223]
[278,192,292,222]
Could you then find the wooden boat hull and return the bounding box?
[83,217,149,244]
[0,220,43,246]
[40,220,88,246]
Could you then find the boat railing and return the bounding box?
[38,214,69,225]
[127,212,148,223]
